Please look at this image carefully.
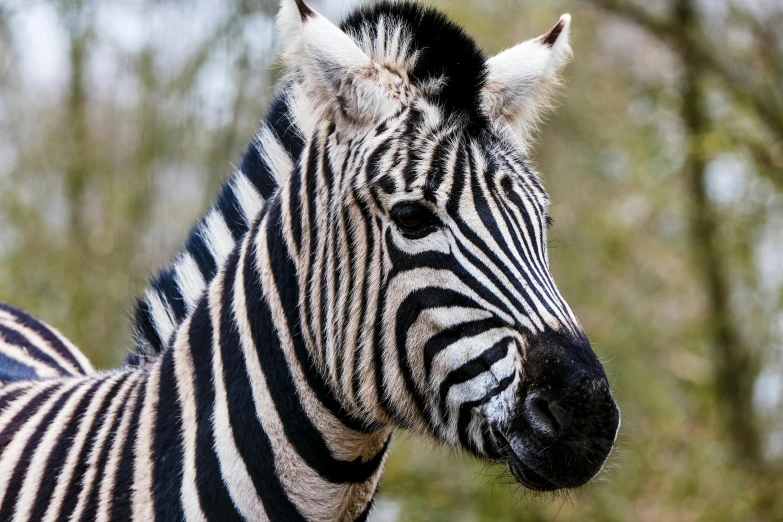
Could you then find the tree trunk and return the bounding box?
[676,0,762,467]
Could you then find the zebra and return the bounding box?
[0,1,621,520]
[0,302,95,383]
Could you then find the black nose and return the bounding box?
[518,331,619,445]
[500,331,620,489]
[523,392,564,438]
[524,374,619,445]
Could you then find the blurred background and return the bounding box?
[1,0,782,520]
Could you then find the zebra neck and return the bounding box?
[130,86,305,363]
[171,196,391,520]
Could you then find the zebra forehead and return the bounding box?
[366,133,549,211]
[340,1,489,129]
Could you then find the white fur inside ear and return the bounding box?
[482,14,573,148]
[277,0,409,127]
[278,1,372,77]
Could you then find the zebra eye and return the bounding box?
[391,203,440,238]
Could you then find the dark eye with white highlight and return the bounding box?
[391,203,441,239]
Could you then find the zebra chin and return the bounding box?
[485,331,621,491]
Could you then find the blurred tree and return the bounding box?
[0,0,279,367]
[585,0,782,472]
[586,0,783,145]
[678,0,761,465]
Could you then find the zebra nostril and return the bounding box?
[523,393,562,438]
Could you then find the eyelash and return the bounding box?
[390,203,441,238]
[389,199,550,237]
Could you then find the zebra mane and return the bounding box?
[340,2,488,128]
[127,88,305,365]
[126,1,491,365]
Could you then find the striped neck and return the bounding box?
[129,85,305,364]
[165,194,391,520]
[127,79,395,518]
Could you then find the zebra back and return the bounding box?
[0,303,95,383]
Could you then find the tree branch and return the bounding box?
[584,0,783,140]
[727,132,783,193]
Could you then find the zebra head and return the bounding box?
[279,1,620,491]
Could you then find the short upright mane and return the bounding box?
[340,2,489,128]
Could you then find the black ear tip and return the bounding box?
[294,0,315,22]
[540,19,565,48]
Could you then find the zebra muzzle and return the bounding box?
[492,332,621,490]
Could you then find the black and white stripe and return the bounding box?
[0,194,391,520]
[0,302,95,383]
[129,92,303,364]
[0,2,619,519]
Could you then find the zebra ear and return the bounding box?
[481,14,573,145]
[277,0,405,127]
